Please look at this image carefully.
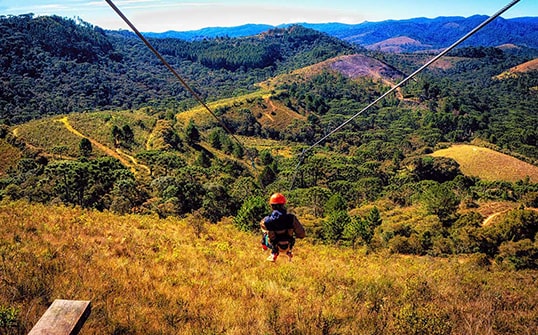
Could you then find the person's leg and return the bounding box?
[261,233,270,250]
[286,238,296,260]
[266,238,280,262]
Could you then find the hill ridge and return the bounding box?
[143,16,538,51]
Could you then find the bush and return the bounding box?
[0,306,19,330]
[394,304,452,335]
[324,193,346,214]
[486,209,538,244]
[521,191,538,207]
[496,239,538,270]
[388,235,423,255]
[322,210,351,243]
[233,196,269,232]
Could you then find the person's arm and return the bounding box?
[260,218,269,233]
[293,216,306,238]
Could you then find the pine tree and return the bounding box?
[185,119,200,145]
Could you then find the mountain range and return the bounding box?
[143,16,538,52]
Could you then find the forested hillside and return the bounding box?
[0,15,357,124]
[1,14,538,271]
[147,16,538,52]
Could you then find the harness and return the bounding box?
[264,211,295,252]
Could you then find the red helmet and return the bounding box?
[269,193,287,205]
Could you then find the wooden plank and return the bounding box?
[28,299,91,335]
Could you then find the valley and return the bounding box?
[0,13,537,334]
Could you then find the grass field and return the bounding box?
[0,138,21,176]
[432,144,538,182]
[1,200,537,334]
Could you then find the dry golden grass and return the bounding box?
[0,139,21,176]
[175,91,269,128]
[175,89,305,138]
[237,136,296,158]
[1,200,537,334]
[12,117,84,157]
[432,144,538,182]
[12,110,157,160]
[68,110,156,153]
[494,58,538,80]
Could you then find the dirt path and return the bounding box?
[482,207,538,226]
[58,117,150,175]
[116,148,151,174]
[482,210,511,226]
[263,97,276,121]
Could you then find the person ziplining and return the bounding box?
[104,0,522,264]
[260,193,306,262]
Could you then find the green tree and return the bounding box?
[234,196,269,232]
[79,137,92,157]
[322,210,351,243]
[422,183,459,224]
[258,166,276,188]
[232,142,244,159]
[366,206,382,229]
[121,124,134,144]
[208,128,223,149]
[195,151,211,168]
[259,150,273,165]
[112,125,122,147]
[202,183,233,223]
[324,193,347,215]
[186,119,200,145]
[342,215,365,247]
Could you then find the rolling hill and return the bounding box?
[494,57,538,79]
[431,144,538,182]
[1,200,537,334]
[0,13,537,261]
[1,13,538,335]
[147,16,538,52]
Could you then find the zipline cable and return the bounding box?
[288,0,521,190]
[295,0,521,162]
[104,0,255,167]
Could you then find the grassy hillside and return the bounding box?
[432,144,538,182]
[1,200,537,334]
[494,57,538,79]
[0,138,21,176]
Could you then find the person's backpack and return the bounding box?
[265,212,295,252]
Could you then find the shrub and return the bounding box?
[483,209,538,254]
[324,193,347,214]
[394,304,452,335]
[0,306,19,330]
[388,235,422,254]
[233,196,269,232]
[322,210,351,243]
[496,239,538,270]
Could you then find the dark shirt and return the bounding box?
[261,209,306,241]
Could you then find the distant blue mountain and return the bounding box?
[143,16,538,52]
[143,23,273,40]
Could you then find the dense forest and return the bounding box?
[0,14,358,124]
[1,14,538,270]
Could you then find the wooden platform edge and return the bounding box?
[28,299,91,335]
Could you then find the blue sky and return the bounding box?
[1,0,536,32]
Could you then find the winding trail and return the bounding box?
[482,207,538,226]
[482,210,511,226]
[57,117,150,175]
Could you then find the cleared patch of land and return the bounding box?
[432,144,538,182]
[495,57,538,79]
